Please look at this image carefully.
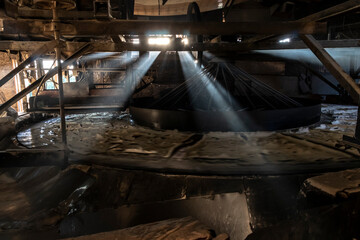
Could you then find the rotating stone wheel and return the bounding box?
[32,0,76,10]
[130,62,321,132]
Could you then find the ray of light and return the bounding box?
[101,51,161,106]
[178,51,252,131]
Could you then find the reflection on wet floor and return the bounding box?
[2,104,360,239]
[16,104,360,168]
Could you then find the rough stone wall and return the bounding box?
[0,52,18,111]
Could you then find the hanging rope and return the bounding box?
[151,61,303,111]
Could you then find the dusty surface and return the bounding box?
[305,168,360,197]
[63,217,216,240]
[0,165,93,230]
[0,164,251,239]
[0,104,359,239]
[15,104,360,173]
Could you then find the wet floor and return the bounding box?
[15,104,360,174]
[2,104,360,239]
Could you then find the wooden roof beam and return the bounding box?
[2,39,357,52]
[0,19,326,36]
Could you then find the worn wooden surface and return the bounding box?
[63,217,215,240]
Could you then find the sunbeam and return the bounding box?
[101,51,161,106]
[253,47,360,70]
[178,51,252,131]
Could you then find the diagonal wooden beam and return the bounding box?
[0,41,57,88]
[0,43,92,115]
[299,0,360,22]
[301,34,360,101]
[244,0,360,43]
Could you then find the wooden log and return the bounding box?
[0,19,326,36]
[0,39,358,52]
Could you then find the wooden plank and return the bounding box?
[301,34,360,101]
[1,39,358,52]
[63,217,215,240]
[0,43,92,115]
[0,41,56,87]
[244,0,360,43]
[0,19,326,36]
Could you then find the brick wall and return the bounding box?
[0,52,18,111]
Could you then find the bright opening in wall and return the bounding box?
[132,38,140,45]
[279,38,291,43]
[148,37,170,45]
[181,38,189,45]
[42,59,55,69]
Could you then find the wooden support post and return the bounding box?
[36,59,45,77]
[0,41,56,87]
[18,69,28,111]
[29,61,37,82]
[0,43,92,115]
[301,34,360,102]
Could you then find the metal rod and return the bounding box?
[53,1,67,164]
